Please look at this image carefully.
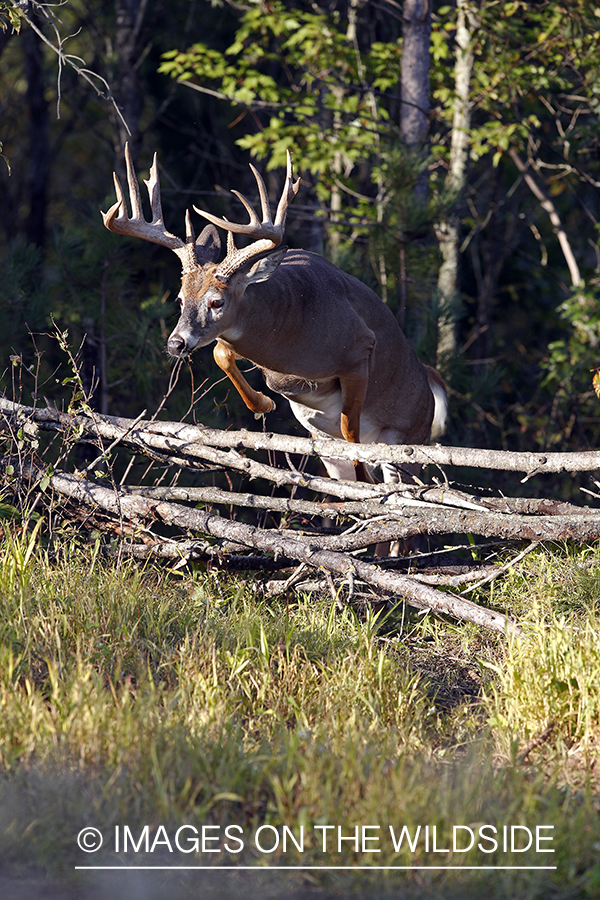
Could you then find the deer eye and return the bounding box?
[208,296,224,310]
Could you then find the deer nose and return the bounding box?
[167,334,187,357]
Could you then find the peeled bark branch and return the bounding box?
[258,506,600,550]
[25,462,515,635]
[123,486,600,547]
[4,398,600,476]
[126,483,557,518]
[116,540,297,571]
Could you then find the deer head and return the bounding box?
[102,144,300,357]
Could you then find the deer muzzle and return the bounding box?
[167,333,189,357]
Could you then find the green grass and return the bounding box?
[1,531,600,898]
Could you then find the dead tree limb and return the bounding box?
[4,397,600,476]
[117,540,298,571]
[27,463,516,635]
[124,484,598,521]
[257,507,600,548]
[121,484,493,517]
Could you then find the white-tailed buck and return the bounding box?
[102,145,447,483]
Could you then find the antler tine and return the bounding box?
[102,143,186,254]
[248,163,272,223]
[111,169,127,217]
[143,152,167,227]
[274,150,301,228]
[185,208,195,244]
[125,141,143,220]
[229,189,263,228]
[193,152,299,247]
[192,203,276,239]
[102,170,128,232]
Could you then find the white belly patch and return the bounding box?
[288,394,382,445]
[288,395,343,439]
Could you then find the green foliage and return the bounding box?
[0,238,46,338]
[2,0,600,453]
[0,1,23,34]
[466,1,600,164]
[158,1,445,335]
[157,1,600,451]
[161,5,388,177]
[0,224,182,419]
[159,2,403,210]
[538,282,600,447]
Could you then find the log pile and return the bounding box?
[3,396,600,635]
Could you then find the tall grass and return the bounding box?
[484,547,600,773]
[0,531,599,898]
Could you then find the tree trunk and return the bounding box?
[111,0,149,175]
[23,20,50,251]
[436,0,477,370]
[399,0,431,343]
[400,0,431,201]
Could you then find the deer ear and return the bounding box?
[195,224,221,265]
[244,247,288,285]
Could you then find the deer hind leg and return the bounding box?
[213,341,275,415]
[339,369,370,483]
[374,461,423,558]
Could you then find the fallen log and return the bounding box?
[4,397,600,475]
[117,540,298,571]
[122,484,599,524]
[26,462,516,635]
[4,399,600,519]
[256,507,600,549]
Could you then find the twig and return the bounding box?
[81,409,147,475]
[459,541,541,596]
[10,0,130,133]
[18,461,518,636]
[410,566,499,587]
[517,722,555,764]
[509,149,581,289]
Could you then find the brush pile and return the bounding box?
[3,395,600,634]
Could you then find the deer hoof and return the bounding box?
[254,398,276,418]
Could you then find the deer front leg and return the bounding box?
[213,341,275,415]
[339,368,370,483]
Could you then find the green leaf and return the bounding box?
[0,501,20,520]
[0,3,24,34]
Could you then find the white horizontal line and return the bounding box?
[75,865,558,871]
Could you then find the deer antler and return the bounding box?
[193,151,301,279]
[102,143,198,272]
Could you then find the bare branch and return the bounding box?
[10,0,130,133]
[19,461,517,636]
[509,148,581,289]
[459,541,541,596]
[4,398,600,477]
